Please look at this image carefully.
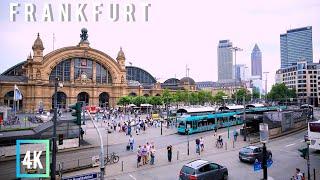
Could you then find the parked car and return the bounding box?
[179,159,228,180]
[239,146,272,163]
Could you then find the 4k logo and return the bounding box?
[16,140,50,178]
[22,150,43,169]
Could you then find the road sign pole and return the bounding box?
[307,143,311,180]
[262,143,267,180]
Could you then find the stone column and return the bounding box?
[70,60,75,83]
[92,62,96,83]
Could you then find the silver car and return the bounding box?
[179,159,228,180]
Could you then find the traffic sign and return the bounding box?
[259,123,269,143]
[253,161,262,171]
[267,159,273,168]
[62,172,99,180]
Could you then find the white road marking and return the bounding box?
[129,174,137,180]
[285,143,295,147]
[300,140,304,142]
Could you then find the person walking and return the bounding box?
[129,135,134,151]
[233,129,238,142]
[167,145,172,162]
[150,145,156,165]
[294,168,303,180]
[195,138,200,154]
[137,145,142,167]
[214,126,217,136]
[141,145,148,165]
[200,137,204,152]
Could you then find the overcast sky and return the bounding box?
[0,0,319,91]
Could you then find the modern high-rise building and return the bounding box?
[280,26,313,68]
[234,64,248,81]
[218,40,233,82]
[251,44,262,79]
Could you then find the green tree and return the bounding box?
[252,88,260,99]
[132,96,147,106]
[267,83,296,101]
[233,88,251,102]
[149,96,163,106]
[189,92,199,105]
[213,91,227,104]
[117,96,132,106]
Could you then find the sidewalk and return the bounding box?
[82,119,177,147]
[63,128,249,178]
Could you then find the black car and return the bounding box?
[179,159,228,180]
[239,146,272,163]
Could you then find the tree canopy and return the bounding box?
[267,83,296,100]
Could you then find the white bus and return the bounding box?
[308,120,320,150]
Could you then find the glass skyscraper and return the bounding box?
[251,44,262,79]
[280,26,313,68]
[217,40,233,82]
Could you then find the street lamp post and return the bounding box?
[262,142,268,180]
[263,72,269,101]
[186,128,190,155]
[51,77,58,179]
[230,46,243,104]
[243,96,247,141]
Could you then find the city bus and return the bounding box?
[308,120,320,150]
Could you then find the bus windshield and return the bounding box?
[310,122,320,133]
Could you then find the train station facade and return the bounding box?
[0,29,196,112]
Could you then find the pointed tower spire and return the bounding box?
[117,47,126,70]
[32,33,44,62]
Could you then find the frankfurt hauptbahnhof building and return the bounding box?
[0,29,196,112]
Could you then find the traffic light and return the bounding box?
[58,134,63,145]
[298,147,308,159]
[69,102,82,125]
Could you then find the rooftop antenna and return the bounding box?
[53,33,55,51]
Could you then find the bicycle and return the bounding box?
[104,152,120,165]
[215,139,223,148]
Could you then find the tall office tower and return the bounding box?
[234,64,247,81]
[251,44,262,79]
[280,26,313,68]
[218,40,233,82]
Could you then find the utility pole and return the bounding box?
[230,47,243,104]
[262,142,268,180]
[243,96,247,141]
[51,77,58,179]
[263,72,269,100]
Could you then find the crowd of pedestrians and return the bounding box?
[136,142,156,167]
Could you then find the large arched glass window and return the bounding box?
[49,60,71,81]
[74,58,93,80]
[96,63,112,84]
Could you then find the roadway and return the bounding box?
[109,130,320,180]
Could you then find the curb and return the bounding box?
[0,131,178,162]
[249,126,307,144]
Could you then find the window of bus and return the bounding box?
[178,121,185,128]
[310,122,320,133]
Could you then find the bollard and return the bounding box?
[177,151,179,160]
[121,161,124,172]
[233,140,235,148]
[225,142,227,150]
[313,168,315,180]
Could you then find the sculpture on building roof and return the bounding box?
[80,28,89,42]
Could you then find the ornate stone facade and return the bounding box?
[0,30,196,112]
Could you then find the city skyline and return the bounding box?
[0,0,319,92]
